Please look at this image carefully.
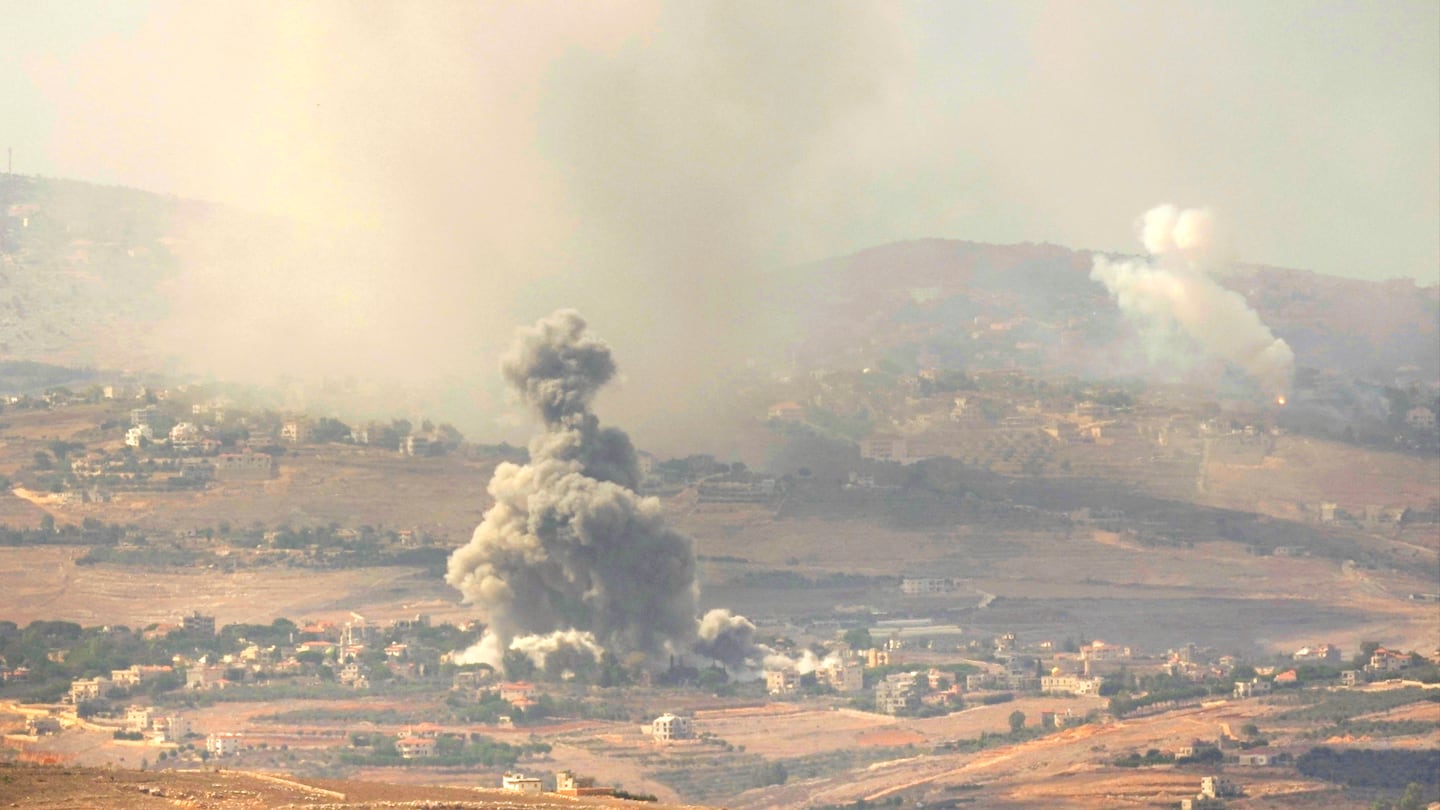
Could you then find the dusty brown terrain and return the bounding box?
[732,688,1440,809]
[0,547,473,628]
[0,762,713,808]
[1200,435,1440,530]
[0,403,499,539]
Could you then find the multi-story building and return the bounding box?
[396,736,436,758]
[875,673,919,715]
[111,665,173,687]
[182,612,215,637]
[1040,675,1103,696]
[69,677,112,704]
[765,668,799,695]
[818,660,864,692]
[206,732,242,757]
[651,713,694,742]
[125,705,156,732]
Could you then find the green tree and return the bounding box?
[310,417,352,444]
[758,761,788,787]
[843,627,873,650]
[1355,641,1382,669]
[1009,710,1026,733]
[1398,783,1426,810]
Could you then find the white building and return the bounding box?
[206,732,242,757]
[1040,675,1103,696]
[69,677,112,703]
[1233,678,1272,698]
[901,577,954,595]
[124,425,154,448]
[651,712,694,742]
[501,773,543,793]
[874,672,919,715]
[125,705,156,732]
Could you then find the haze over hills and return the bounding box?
[1,174,1437,809]
[1,174,1436,446]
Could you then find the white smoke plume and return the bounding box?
[446,311,765,672]
[1091,205,1295,397]
[508,630,606,672]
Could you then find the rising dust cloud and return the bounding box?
[446,310,767,673]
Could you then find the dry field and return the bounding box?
[0,761,712,809]
[0,403,501,538]
[0,546,475,628]
[5,683,1437,810]
[1200,435,1440,527]
[733,694,1416,809]
[42,448,499,542]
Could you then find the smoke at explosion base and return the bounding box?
[446,310,767,673]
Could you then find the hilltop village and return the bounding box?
[0,365,1434,808]
[1,174,1437,809]
[2,601,1437,807]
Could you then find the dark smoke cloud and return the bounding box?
[499,310,641,490]
[447,310,764,671]
[693,608,760,667]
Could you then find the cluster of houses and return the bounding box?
[763,655,866,697]
[54,611,470,718]
[123,705,191,743]
[25,383,480,505]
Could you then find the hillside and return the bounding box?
[0,762,712,809]
[3,175,1437,398]
[773,238,1440,386]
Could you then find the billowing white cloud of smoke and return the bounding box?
[1091,205,1295,397]
[446,311,769,672]
[508,630,606,672]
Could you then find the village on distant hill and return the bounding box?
[0,176,1436,809]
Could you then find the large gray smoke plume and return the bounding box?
[1091,205,1295,397]
[447,311,764,671]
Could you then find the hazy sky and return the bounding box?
[3,0,1436,285]
[1,1,1437,450]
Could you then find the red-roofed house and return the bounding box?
[499,681,536,702]
[396,736,436,758]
